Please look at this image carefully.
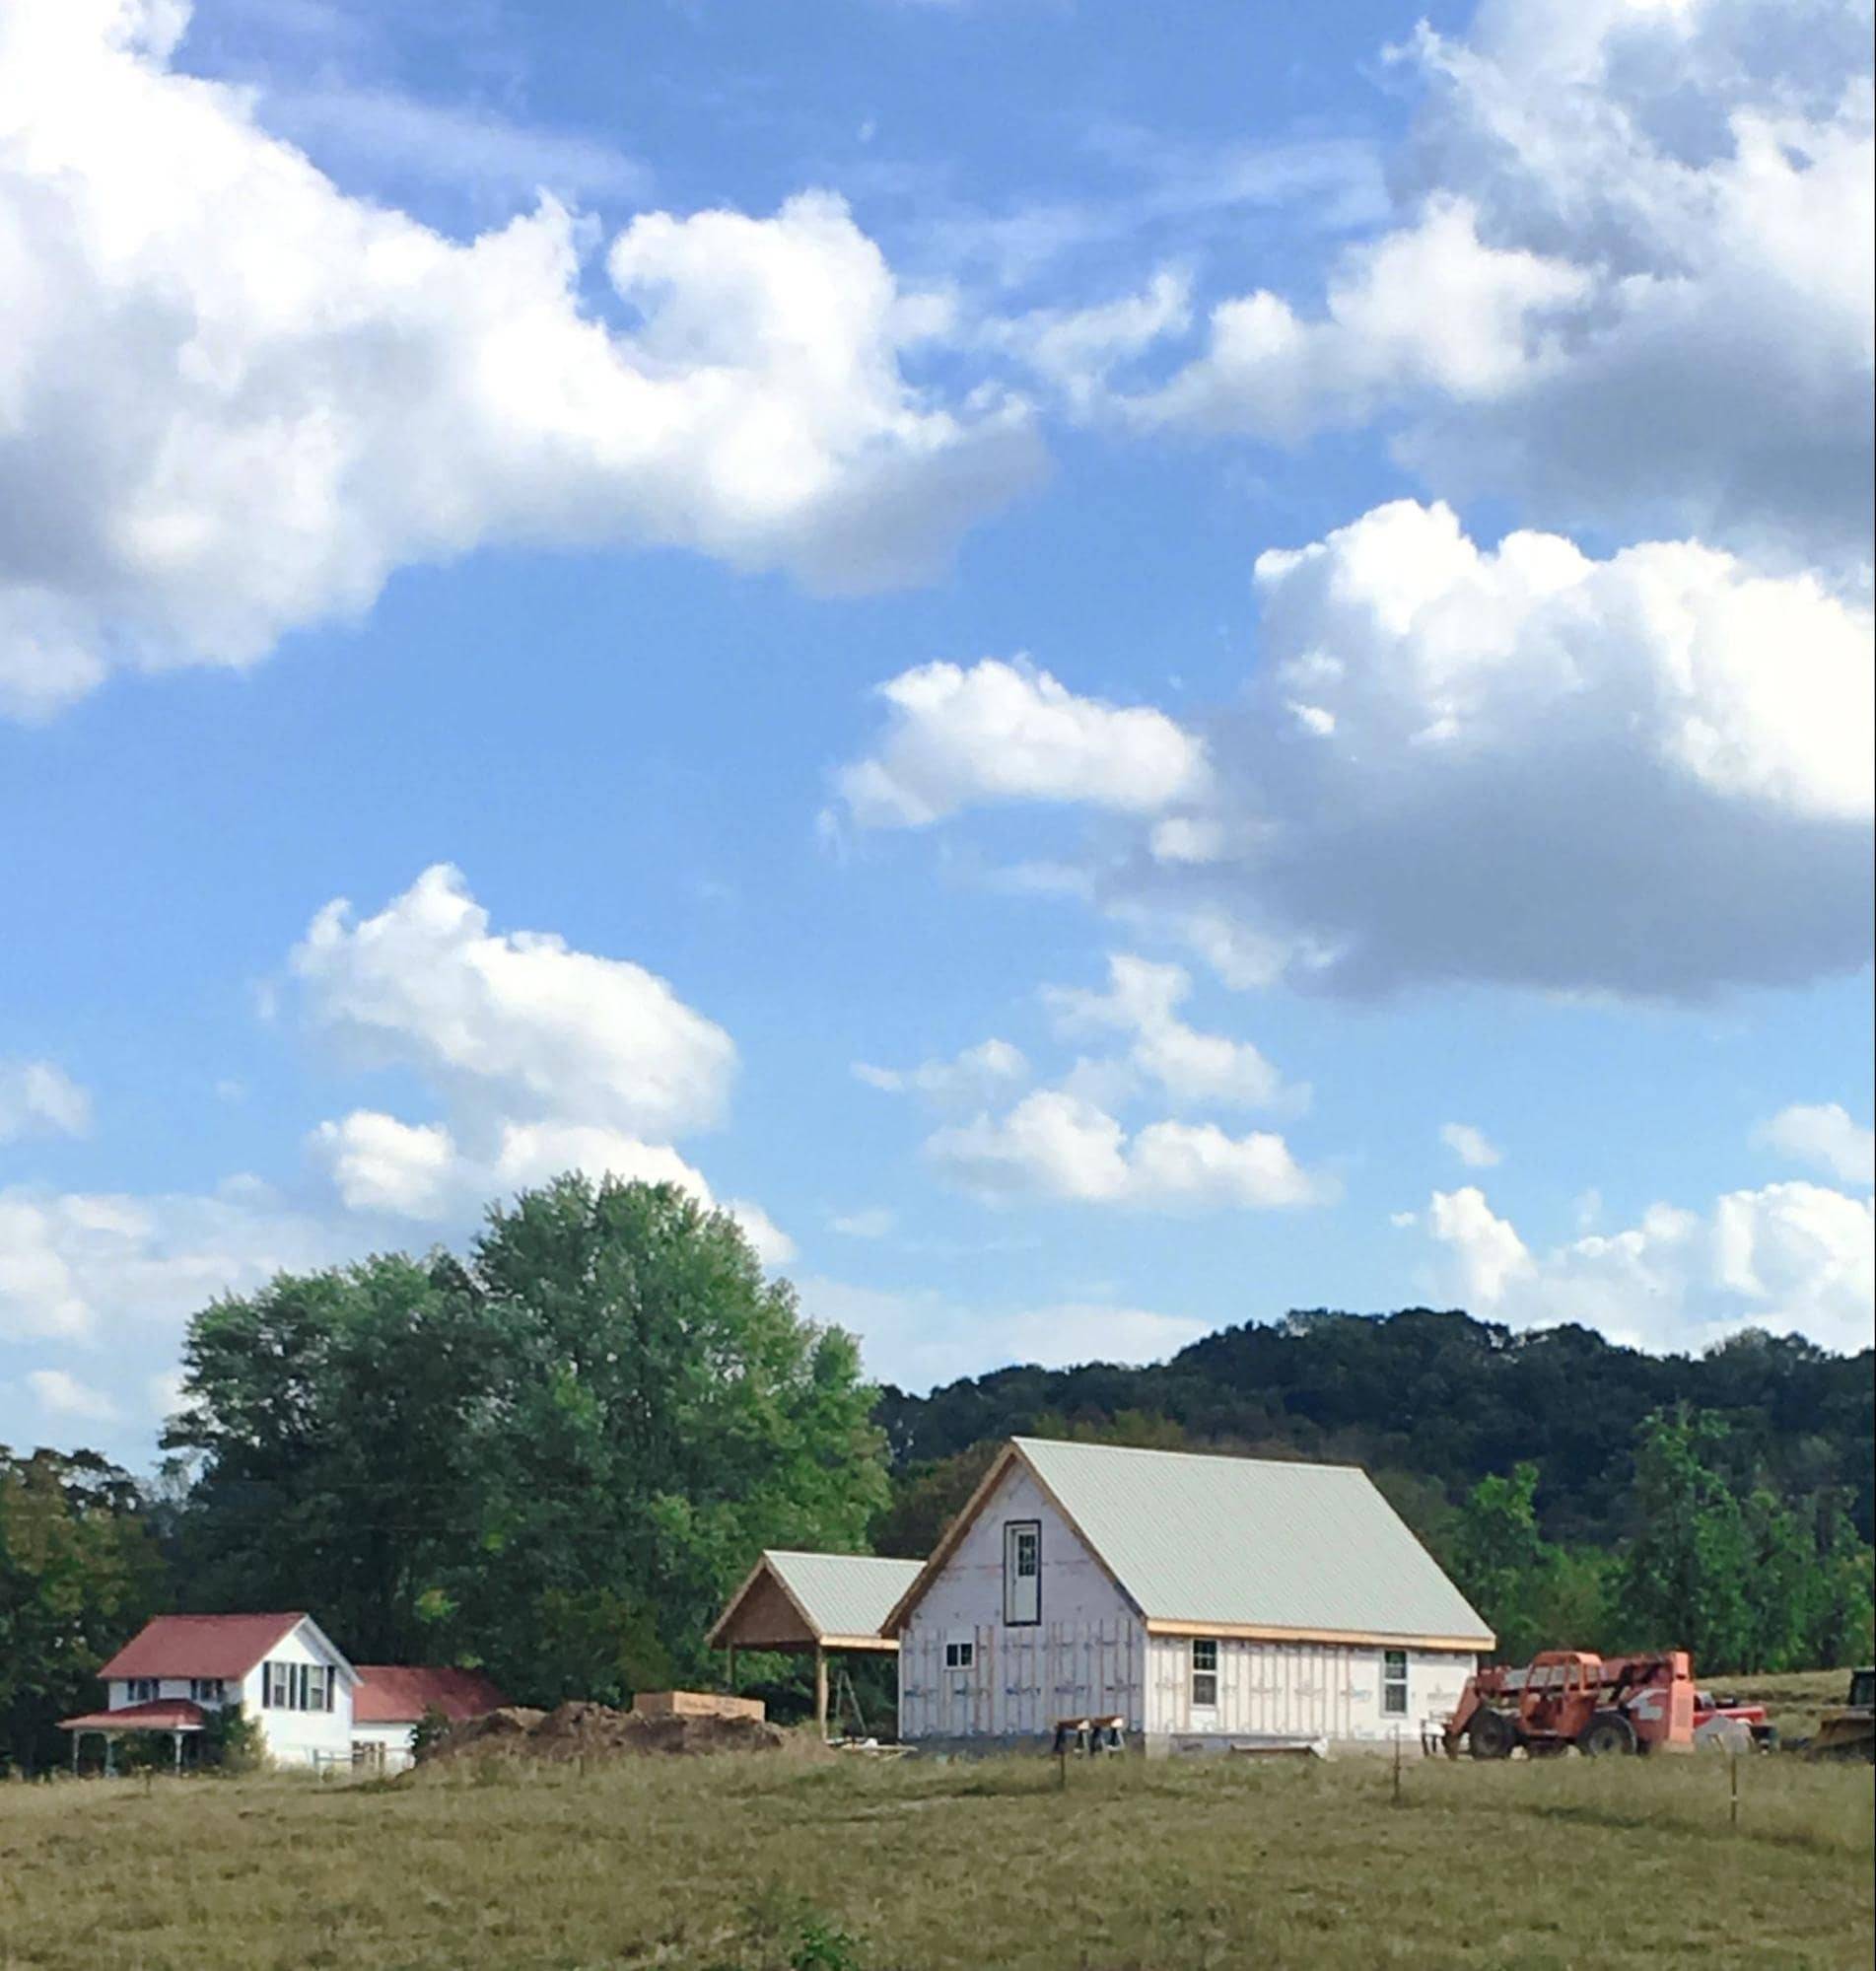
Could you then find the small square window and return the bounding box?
[943,1641,975,1671]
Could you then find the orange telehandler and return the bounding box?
[1438,1651,1698,1759]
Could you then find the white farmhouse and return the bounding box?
[61,1612,358,1772]
[884,1438,1493,1755]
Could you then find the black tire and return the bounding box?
[1468,1708,1518,1760]
[1578,1710,1638,1757]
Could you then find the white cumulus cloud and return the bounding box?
[1114,499,1873,996]
[293,864,735,1141]
[1441,1123,1502,1169]
[853,1036,1029,1107]
[293,866,793,1261]
[927,1089,1329,1210]
[0,0,1039,718]
[1142,0,1874,565]
[1043,953,1298,1111]
[26,1367,121,1423]
[1756,1103,1876,1188]
[1424,1176,1875,1354]
[0,1061,92,1141]
[837,658,1209,826]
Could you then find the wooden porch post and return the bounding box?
[814,1647,829,1738]
[173,1730,183,1774]
[70,1731,80,1774]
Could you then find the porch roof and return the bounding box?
[60,1700,208,1732]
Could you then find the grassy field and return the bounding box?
[2,1734,1870,1971]
[1712,1667,1866,1744]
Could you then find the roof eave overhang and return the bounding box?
[1144,1617,1495,1652]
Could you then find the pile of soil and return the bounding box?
[422,1700,785,1766]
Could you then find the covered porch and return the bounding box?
[59,1699,208,1775]
[707,1551,921,1737]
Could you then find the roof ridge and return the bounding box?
[1013,1436,1369,1478]
[765,1548,921,1562]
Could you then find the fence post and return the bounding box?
[1729,1752,1739,1833]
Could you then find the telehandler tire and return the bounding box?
[1578,1710,1638,1757]
[1468,1708,1518,1760]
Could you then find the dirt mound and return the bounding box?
[423,1699,784,1766]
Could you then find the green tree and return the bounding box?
[1443,1461,1612,1661]
[1616,1409,1755,1670]
[168,1178,888,1701]
[0,1447,168,1774]
[165,1251,490,1661]
[447,1177,887,1695]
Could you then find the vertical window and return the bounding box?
[1382,1650,1409,1717]
[1004,1519,1041,1625]
[306,1666,326,1713]
[1191,1639,1219,1710]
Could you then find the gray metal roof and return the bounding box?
[765,1551,926,1640]
[1014,1437,1492,1645]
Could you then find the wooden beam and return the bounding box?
[814,1648,828,1739]
[1144,1618,1493,1651]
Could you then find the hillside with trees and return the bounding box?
[2,1190,1870,1771]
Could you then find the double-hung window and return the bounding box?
[189,1678,222,1704]
[127,1677,159,1704]
[1191,1639,1219,1710]
[263,1660,295,1709]
[1382,1650,1409,1717]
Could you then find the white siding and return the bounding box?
[238,1620,356,1768]
[1145,1636,1476,1748]
[898,1462,1145,1741]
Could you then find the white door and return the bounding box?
[1005,1519,1041,1626]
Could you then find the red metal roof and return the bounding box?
[60,1700,208,1732]
[98,1614,307,1680]
[352,1664,510,1724]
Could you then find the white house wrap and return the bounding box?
[884,1438,1493,1755]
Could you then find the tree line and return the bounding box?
[3,1176,1871,1770]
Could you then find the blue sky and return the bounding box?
[1,0,1871,1466]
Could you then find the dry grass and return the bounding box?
[1711,1667,1867,1743]
[2,1746,1869,1970]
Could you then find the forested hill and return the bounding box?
[873,1310,1876,1551]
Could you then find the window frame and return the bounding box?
[942,1640,976,1672]
[127,1677,159,1705]
[1003,1517,1042,1627]
[1381,1649,1409,1718]
[1190,1638,1219,1712]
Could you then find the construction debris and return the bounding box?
[632,1689,766,1723]
[419,1699,785,1766]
